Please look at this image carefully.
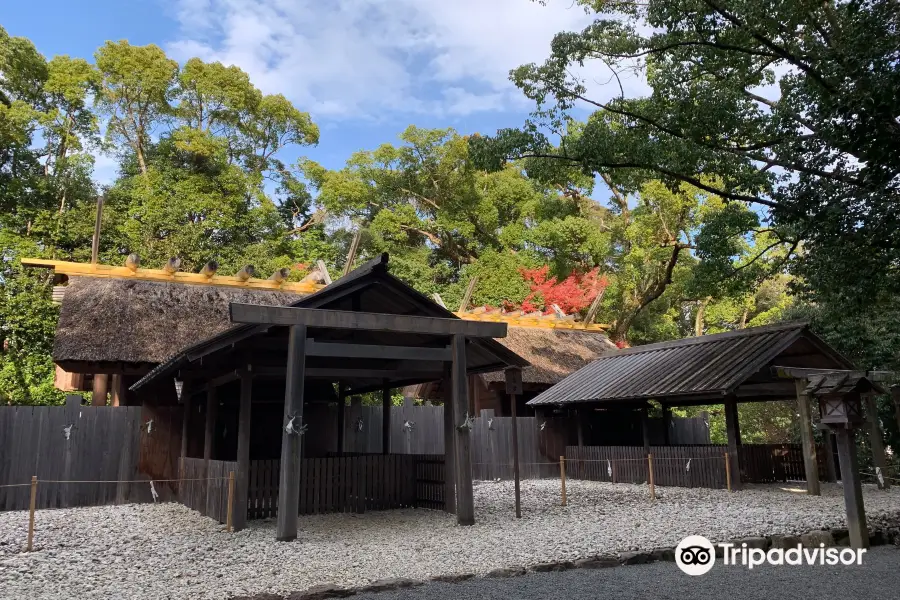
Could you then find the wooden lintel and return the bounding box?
[307,340,451,362]
[230,304,508,338]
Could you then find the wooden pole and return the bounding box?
[26,476,37,552]
[276,324,307,541]
[510,391,521,519]
[723,395,743,491]
[179,393,191,496]
[226,471,235,532]
[91,373,109,406]
[110,374,125,406]
[560,456,567,506]
[648,453,655,499]
[661,405,672,445]
[834,427,869,549]
[451,334,474,526]
[381,383,391,455]
[864,395,891,490]
[821,429,838,483]
[91,195,103,264]
[794,379,820,495]
[640,406,651,456]
[442,365,456,515]
[725,452,732,492]
[234,372,252,531]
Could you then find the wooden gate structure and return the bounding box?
[130,254,527,539]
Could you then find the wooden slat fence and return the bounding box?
[0,399,151,510]
[471,415,561,480]
[246,454,442,519]
[178,458,236,523]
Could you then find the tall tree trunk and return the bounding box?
[695,297,710,337]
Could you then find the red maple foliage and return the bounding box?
[517,266,609,315]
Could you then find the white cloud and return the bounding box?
[166,0,597,120]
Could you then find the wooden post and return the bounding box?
[725,452,732,492]
[505,367,522,519]
[91,373,109,406]
[451,334,474,526]
[821,429,838,483]
[560,456,567,506]
[661,405,672,445]
[648,453,655,499]
[226,471,235,532]
[864,395,891,490]
[234,371,252,531]
[179,393,192,494]
[381,383,391,455]
[336,383,346,456]
[26,476,37,551]
[576,410,584,448]
[110,374,125,406]
[611,460,617,484]
[834,427,869,549]
[442,365,456,514]
[640,406,651,455]
[276,325,307,542]
[723,395,743,491]
[794,379,820,495]
[91,195,103,264]
[891,386,900,438]
[204,387,217,461]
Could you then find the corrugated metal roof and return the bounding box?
[527,322,850,406]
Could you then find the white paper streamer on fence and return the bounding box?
[607,459,612,478]
[150,480,159,503]
[63,424,73,441]
[686,458,692,472]
[145,419,153,434]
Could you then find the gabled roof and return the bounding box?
[527,322,854,406]
[132,253,529,392]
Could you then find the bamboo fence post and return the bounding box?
[26,476,37,552]
[559,456,567,507]
[648,454,655,500]
[725,452,732,492]
[226,471,235,532]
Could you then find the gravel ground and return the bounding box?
[0,480,898,600]
[352,546,900,600]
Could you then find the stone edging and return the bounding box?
[230,522,900,600]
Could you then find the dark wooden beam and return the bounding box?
[822,429,838,483]
[834,427,869,548]
[382,383,391,455]
[204,387,217,461]
[230,304,508,338]
[336,384,346,456]
[442,363,456,515]
[640,407,651,455]
[276,325,307,542]
[794,378,821,496]
[452,335,475,526]
[179,393,191,484]
[307,340,451,362]
[724,395,743,491]
[234,371,252,531]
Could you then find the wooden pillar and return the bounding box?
[640,406,651,455]
[891,386,900,437]
[452,334,474,526]
[179,393,191,487]
[276,325,307,542]
[110,374,125,406]
[724,395,743,491]
[576,409,584,448]
[442,365,456,515]
[795,379,821,495]
[381,383,391,455]
[336,384,346,456]
[505,367,523,519]
[233,371,252,532]
[91,373,109,406]
[661,405,672,445]
[204,387,217,462]
[821,429,838,483]
[863,395,891,490]
[834,427,869,549]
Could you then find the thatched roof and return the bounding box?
[483,326,616,385]
[54,276,306,364]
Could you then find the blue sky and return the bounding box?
[3,0,636,185]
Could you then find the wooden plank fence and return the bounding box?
[246,454,442,519]
[179,457,236,523]
[566,443,830,489]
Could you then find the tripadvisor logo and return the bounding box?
[676,535,867,575]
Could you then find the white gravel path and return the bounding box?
[1,480,898,600]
